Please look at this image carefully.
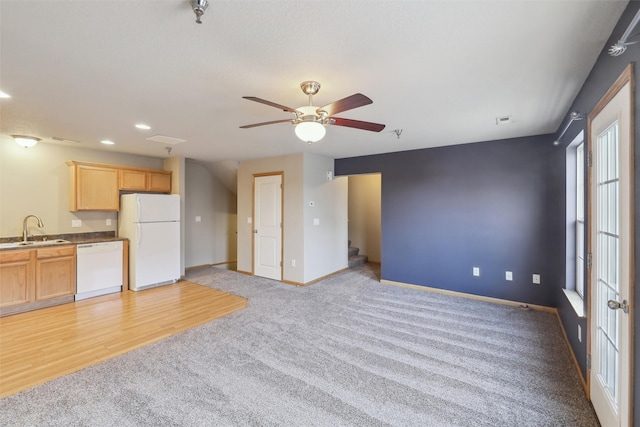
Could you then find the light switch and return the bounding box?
[106,219,112,226]
[313,218,320,225]
[505,271,513,281]
[247,217,252,224]
[72,219,82,228]
[533,274,541,284]
[195,216,202,223]
[473,267,480,277]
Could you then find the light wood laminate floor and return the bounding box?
[0,281,247,398]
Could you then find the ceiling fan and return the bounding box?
[240,81,385,143]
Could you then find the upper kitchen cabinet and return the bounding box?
[67,161,172,211]
[119,168,172,193]
[119,168,147,191]
[68,162,119,211]
[147,171,172,193]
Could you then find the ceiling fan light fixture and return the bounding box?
[240,80,385,140]
[12,135,40,148]
[295,121,326,144]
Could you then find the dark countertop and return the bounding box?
[0,232,127,251]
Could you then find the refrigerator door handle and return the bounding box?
[136,223,141,247]
[136,197,141,222]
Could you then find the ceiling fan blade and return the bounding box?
[331,117,385,132]
[242,96,297,113]
[318,93,372,116]
[239,119,293,129]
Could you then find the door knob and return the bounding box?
[254,229,258,234]
[607,299,630,314]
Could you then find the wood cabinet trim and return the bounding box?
[66,160,171,176]
[36,245,76,259]
[0,249,33,263]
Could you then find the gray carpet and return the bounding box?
[0,265,598,426]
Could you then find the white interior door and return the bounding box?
[253,174,282,280]
[588,67,633,427]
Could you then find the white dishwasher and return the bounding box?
[76,241,123,301]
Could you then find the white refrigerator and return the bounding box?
[119,193,181,291]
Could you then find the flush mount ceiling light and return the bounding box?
[295,119,326,144]
[240,81,385,144]
[190,0,209,24]
[135,123,151,130]
[0,90,11,99]
[11,135,40,148]
[100,140,115,145]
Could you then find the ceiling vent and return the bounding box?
[145,135,186,145]
[51,136,81,143]
[495,116,513,125]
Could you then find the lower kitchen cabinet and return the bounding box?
[35,246,76,300]
[0,249,34,308]
[0,245,76,316]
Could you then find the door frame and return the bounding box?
[252,171,284,280]
[586,62,635,424]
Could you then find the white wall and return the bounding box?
[303,154,348,282]
[0,138,164,237]
[185,160,237,268]
[348,173,381,262]
[237,153,304,283]
[237,152,348,284]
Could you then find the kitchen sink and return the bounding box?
[0,239,71,249]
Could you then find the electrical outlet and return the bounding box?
[578,324,582,342]
[505,271,513,281]
[72,219,82,228]
[533,274,541,285]
[473,267,480,277]
[291,259,296,267]
[106,219,112,226]
[313,218,320,225]
[195,216,202,223]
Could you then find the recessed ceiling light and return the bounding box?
[0,91,11,99]
[101,140,115,145]
[135,123,151,130]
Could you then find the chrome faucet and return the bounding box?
[23,215,44,242]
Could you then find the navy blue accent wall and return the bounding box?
[336,134,564,307]
[338,2,640,421]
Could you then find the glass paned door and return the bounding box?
[595,121,620,405]
[588,65,632,427]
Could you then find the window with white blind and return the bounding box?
[575,142,585,297]
[564,131,585,317]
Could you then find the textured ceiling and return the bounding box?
[0,0,628,167]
